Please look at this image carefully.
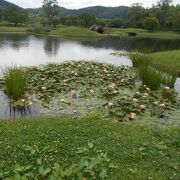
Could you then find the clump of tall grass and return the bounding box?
[4,66,27,100]
[139,66,164,90]
[128,52,152,67]
[151,63,178,88]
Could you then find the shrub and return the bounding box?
[32,25,44,34]
[143,17,159,32]
[139,66,164,90]
[4,66,27,100]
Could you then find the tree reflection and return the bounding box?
[44,37,60,56]
[0,34,29,50]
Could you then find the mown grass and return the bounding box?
[108,28,180,39]
[151,50,180,73]
[0,27,27,33]
[50,26,102,37]
[0,114,179,179]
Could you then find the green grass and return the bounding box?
[139,66,164,89]
[0,27,27,33]
[4,67,27,100]
[0,115,179,179]
[50,26,102,37]
[108,28,180,39]
[151,50,180,73]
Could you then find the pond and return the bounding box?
[1,34,180,68]
[0,34,180,119]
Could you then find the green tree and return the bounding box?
[173,10,180,33]
[108,19,124,28]
[42,0,58,25]
[52,16,59,27]
[40,17,49,26]
[128,3,146,28]
[143,17,159,31]
[78,13,96,27]
[6,8,28,26]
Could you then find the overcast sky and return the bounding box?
[7,0,179,9]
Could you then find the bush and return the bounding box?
[143,17,159,32]
[4,66,27,100]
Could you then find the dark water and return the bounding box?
[0,34,180,119]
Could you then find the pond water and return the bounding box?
[1,34,180,68]
[0,34,180,119]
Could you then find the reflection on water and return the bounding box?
[0,92,40,119]
[1,34,180,68]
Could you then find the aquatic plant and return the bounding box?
[139,66,164,90]
[151,63,178,88]
[4,66,27,100]
[128,52,152,68]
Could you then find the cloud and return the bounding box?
[7,0,180,9]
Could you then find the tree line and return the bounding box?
[0,0,179,32]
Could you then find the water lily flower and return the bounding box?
[21,99,25,103]
[42,87,46,90]
[132,98,138,103]
[130,112,137,120]
[41,78,46,81]
[108,102,113,108]
[140,105,145,110]
[71,90,77,98]
[113,90,118,94]
[90,89,94,94]
[74,73,78,76]
[136,92,141,96]
[146,88,150,91]
[159,103,165,108]
[154,102,158,105]
[60,99,64,102]
[165,86,170,90]
[144,93,149,96]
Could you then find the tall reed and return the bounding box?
[128,52,152,68]
[139,66,164,90]
[4,66,27,100]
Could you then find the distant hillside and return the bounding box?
[0,0,19,8]
[0,0,129,19]
[27,6,130,19]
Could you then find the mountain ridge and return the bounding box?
[0,0,129,19]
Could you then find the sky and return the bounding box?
[7,0,180,9]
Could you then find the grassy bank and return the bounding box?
[108,28,180,39]
[151,50,180,73]
[50,26,102,38]
[0,27,27,33]
[0,115,179,179]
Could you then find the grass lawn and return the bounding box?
[0,27,27,33]
[151,50,180,73]
[50,26,102,37]
[108,28,180,39]
[0,115,179,179]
